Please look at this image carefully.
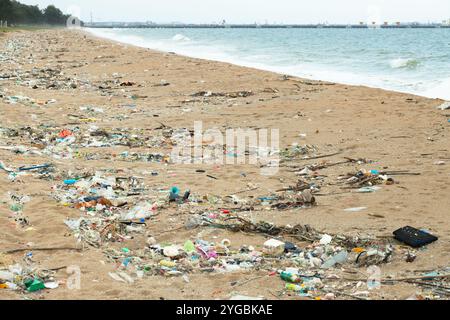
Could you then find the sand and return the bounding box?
[0,29,448,300]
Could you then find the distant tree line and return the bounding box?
[0,0,74,25]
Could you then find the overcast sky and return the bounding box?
[19,0,450,24]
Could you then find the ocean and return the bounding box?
[86,27,450,100]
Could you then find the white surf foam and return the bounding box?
[85,28,448,100]
[423,78,450,100]
[389,58,420,69]
[172,34,191,42]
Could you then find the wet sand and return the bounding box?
[0,29,449,300]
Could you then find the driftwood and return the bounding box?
[276,180,312,192]
[302,151,342,160]
[281,152,342,166]
[3,246,82,254]
[228,187,259,196]
[206,216,383,249]
[379,171,421,176]
[339,273,450,283]
[314,191,350,197]
[48,266,69,271]
[285,157,367,170]
[208,217,316,243]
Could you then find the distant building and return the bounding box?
[368,21,381,28]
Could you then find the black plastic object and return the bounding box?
[393,226,438,248]
[284,242,298,253]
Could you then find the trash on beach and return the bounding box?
[0,261,60,293]
[321,250,348,269]
[191,90,253,98]
[319,234,333,245]
[436,101,450,110]
[263,239,285,256]
[270,189,316,210]
[2,30,448,301]
[393,226,438,248]
[0,161,13,172]
[109,272,134,284]
[153,80,170,87]
[24,278,46,292]
[355,246,393,266]
[339,169,394,188]
[357,186,381,193]
[344,207,367,212]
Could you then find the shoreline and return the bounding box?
[84,27,449,101]
[0,29,448,300]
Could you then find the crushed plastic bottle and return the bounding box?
[121,202,154,220]
[321,250,348,269]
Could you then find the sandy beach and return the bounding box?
[0,29,449,300]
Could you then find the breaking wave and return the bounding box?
[172,34,191,42]
[389,58,420,69]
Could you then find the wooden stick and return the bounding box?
[405,280,450,292]
[269,290,282,300]
[228,187,259,196]
[314,192,350,196]
[333,291,369,301]
[231,274,267,287]
[302,152,341,160]
[382,172,421,176]
[4,247,82,254]
[387,274,450,282]
[48,266,68,271]
[339,273,450,283]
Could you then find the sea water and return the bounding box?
[87,27,450,100]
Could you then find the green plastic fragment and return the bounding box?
[24,278,46,292]
[183,240,196,253]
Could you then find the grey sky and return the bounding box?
[19,0,450,24]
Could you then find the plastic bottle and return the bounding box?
[321,250,348,269]
[169,186,180,202]
[280,271,302,283]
